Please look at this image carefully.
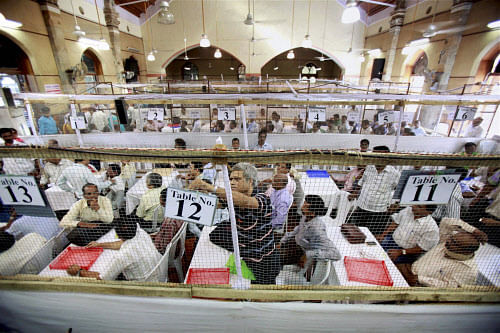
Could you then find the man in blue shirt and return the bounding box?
[38,107,59,135]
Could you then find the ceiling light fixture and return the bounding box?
[302,0,313,48]
[147,51,156,61]
[287,50,295,59]
[0,13,22,29]
[93,0,110,51]
[273,66,279,70]
[244,0,254,25]
[288,0,295,60]
[229,66,235,70]
[214,48,222,58]
[341,0,360,24]
[487,19,500,29]
[200,0,210,47]
[158,1,175,25]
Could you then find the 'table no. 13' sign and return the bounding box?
[400,174,461,205]
[164,188,217,226]
[0,176,46,206]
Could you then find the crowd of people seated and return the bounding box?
[0,128,498,290]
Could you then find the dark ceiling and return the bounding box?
[359,0,397,17]
[114,0,156,17]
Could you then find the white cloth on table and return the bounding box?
[6,216,61,241]
[391,207,439,251]
[357,165,400,213]
[0,233,46,276]
[100,225,161,281]
[45,185,78,211]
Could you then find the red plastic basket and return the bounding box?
[49,247,103,270]
[186,268,230,285]
[344,256,394,286]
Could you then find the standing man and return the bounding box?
[38,107,59,135]
[57,159,111,198]
[190,163,280,284]
[463,117,484,138]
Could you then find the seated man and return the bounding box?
[60,183,114,246]
[0,231,47,276]
[98,164,125,218]
[120,160,137,189]
[253,129,273,151]
[135,172,164,232]
[40,140,73,186]
[67,220,161,281]
[152,188,185,255]
[347,146,401,235]
[280,195,341,266]
[376,205,439,264]
[409,218,487,287]
[57,159,111,198]
[190,163,281,284]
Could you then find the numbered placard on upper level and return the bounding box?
[164,188,217,226]
[347,111,360,122]
[308,107,326,122]
[70,116,86,130]
[148,108,164,121]
[189,110,201,119]
[218,107,236,121]
[246,109,257,119]
[400,174,461,205]
[377,111,399,124]
[0,176,45,206]
[455,106,477,121]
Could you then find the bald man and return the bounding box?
[410,218,487,288]
[268,173,293,230]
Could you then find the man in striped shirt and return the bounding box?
[190,163,280,284]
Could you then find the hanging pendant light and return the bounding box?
[301,0,313,48]
[341,0,360,24]
[147,51,156,62]
[158,1,175,25]
[214,48,222,58]
[287,50,295,59]
[199,0,210,47]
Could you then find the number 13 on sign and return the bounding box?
[0,176,46,206]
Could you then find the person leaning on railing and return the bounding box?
[60,183,114,246]
[189,162,281,285]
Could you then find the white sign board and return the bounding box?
[246,109,257,119]
[402,112,415,123]
[0,176,45,206]
[347,111,360,122]
[189,110,201,119]
[218,107,236,121]
[147,108,164,121]
[308,107,326,122]
[164,188,217,226]
[44,83,61,94]
[299,111,307,120]
[400,174,461,205]
[70,116,86,129]
[378,111,398,123]
[455,106,477,121]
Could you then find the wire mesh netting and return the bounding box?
[0,144,499,297]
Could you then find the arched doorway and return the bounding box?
[165,46,244,81]
[124,56,140,83]
[261,48,343,80]
[79,49,103,93]
[0,34,35,95]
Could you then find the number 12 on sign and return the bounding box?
[164,187,217,226]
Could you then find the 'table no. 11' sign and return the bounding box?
[400,174,461,205]
[164,187,217,226]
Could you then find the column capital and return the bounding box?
[389,0,406,29]
[103,4,120,29]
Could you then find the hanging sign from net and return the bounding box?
[70,116,86,130]
[218,107,236,121]
[147,108,164,121]
[399,173,461,205]
[455,106,477,121]
[308,107,326,122]
[246,109,257,119]
[164,188,217,226]
[189,110,201,119]
[377,111,398,124]
[347,111,360,122]
[0,176,46,206]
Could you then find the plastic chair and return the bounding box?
[149,205,165,234]
[19,236,56,274]
[310,260,332,285]
[167,222,188,282]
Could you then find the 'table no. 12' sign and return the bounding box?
[164,187,217,226]
[400,174,461,205]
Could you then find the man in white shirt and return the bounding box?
[67,221,161,281]
[0,231,47,276]
[2,212,61,241]
[253,129,273,151]
[412,120,426,136]
[57,159,111,198]
[91,109,109,131]
[463,117,484,138]
[98,164,125,218]
[410,218,487,287]
[347,146,401,235]
[376,205,439,264]
[271,112,284,133]
[1,128,38,176]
